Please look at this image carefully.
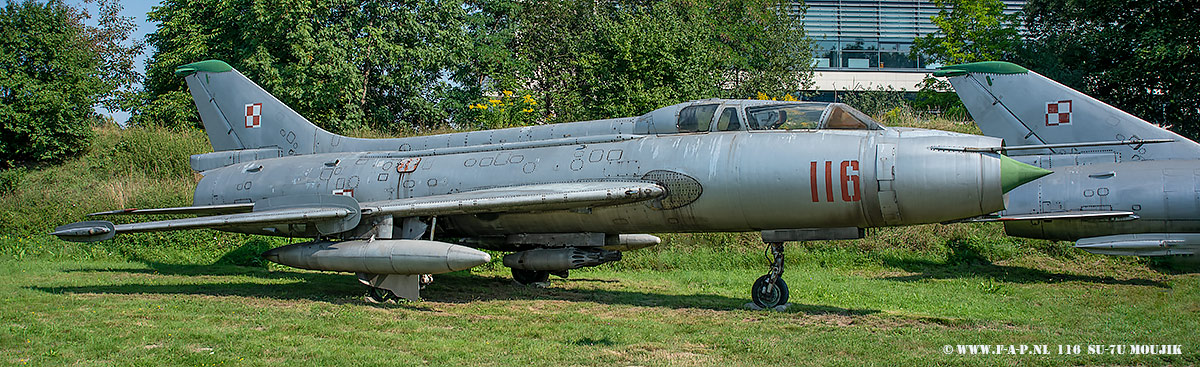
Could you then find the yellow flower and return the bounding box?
[782,94,797,101]
[756,92,770,100]
[522,108,534,113]
[479,104,488,110]
[503,90,514,97]
[489,99,501,105]
[523,94,537,105]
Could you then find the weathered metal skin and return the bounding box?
[1003,160,1200,241]
[193,126,1005,235]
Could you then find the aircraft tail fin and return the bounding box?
[176,60,332,155]
[939,62,1200,160]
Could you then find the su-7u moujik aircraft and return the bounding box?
[53,60,1050,307]
[938,61,1200,256]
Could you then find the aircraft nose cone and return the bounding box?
[446,246,492,272]
[999,155,1052,193]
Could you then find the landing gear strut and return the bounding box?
[751,242,789,308]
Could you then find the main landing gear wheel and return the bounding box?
[365,287,398,303]
[511,269,550,285]
[751,242,790,308]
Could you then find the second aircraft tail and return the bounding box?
[938,61,1200,161]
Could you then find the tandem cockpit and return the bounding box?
[636,99,885,135]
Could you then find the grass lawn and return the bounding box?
[2,247,1195,366]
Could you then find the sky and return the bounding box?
[68,0,164,124]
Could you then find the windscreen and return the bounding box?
[745,103,879,130]
[745,104,826,130]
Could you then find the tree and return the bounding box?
[140,0,813,132]
[1023,0,1200,139]
[906,0,1021,119]
[139,0,475,133]
[910,0,1023,65]
[0,0,138,167]
[492,0,813,123]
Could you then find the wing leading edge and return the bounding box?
[361,181,665,217]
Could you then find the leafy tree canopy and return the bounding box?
[495,0,813,123]
[1023,0,1200,138]
[139,0,474,133]
[911,0,1023,65]
[912,0,1200,139]
[139,0,814,132]
[0,0,139,167]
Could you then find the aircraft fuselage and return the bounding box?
[1004,159,1200,240]
[195,128,1006,237]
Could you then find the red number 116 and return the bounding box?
[810,160,861,202]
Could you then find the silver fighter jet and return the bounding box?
[53,60,1049,307]
[939,61,1200,256]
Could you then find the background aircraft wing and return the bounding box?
[1074,233,1200,256]
[963,210,1138,222]
[361,181,665,217]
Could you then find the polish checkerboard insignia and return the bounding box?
[1045,100,1072,126]
[245,103,262,128]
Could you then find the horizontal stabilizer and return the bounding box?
[362,181,665,217]
[88,203,255,217]
[964,210,1137,222]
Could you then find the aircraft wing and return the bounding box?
[360,181,665,217]
[53,195,361,242]
[53,182,663,242]
[962,210,1138,222]
[87,203,255,216]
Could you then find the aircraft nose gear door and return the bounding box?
[876,143,901,224]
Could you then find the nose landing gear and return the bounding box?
[751,242,790,308]
[750,228,863,310]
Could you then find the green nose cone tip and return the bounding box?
[999,155,1052,193]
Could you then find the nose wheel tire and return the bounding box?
[365,287,398,303]
[751,274,789,308]
[511,269,550,285]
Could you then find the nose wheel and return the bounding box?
[751,242,789,308]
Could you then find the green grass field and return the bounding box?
[1,124,1197,366]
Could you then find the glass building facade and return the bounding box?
[792,1,1025,71]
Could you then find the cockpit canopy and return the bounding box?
[638,100,884,134]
